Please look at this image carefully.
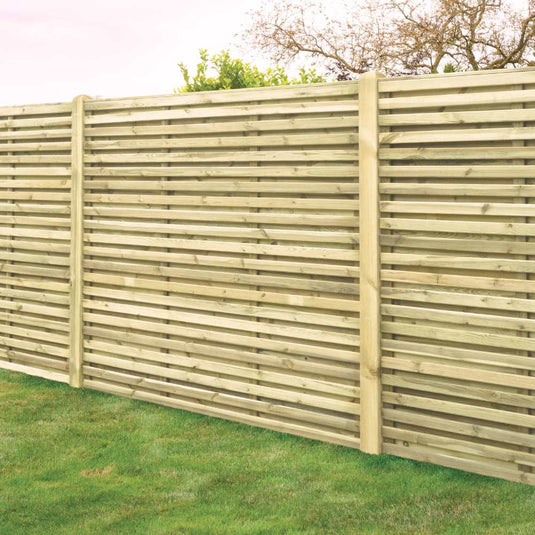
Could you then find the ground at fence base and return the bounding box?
[2,368,535,535]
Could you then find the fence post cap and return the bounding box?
[359,70,385,80]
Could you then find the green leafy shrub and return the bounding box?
[176,49,326,93]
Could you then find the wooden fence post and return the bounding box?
[69,95,88,388]
[358,71,384,454]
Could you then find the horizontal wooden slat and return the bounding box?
[83,194,357,210]
[83,286,358,329]
[84,352,357,412]
[84,246,358,277]
[378,68,535,92]
[83,234,359,261]
[380,183,535,196]
[380,165,535,179]
[85,179,359,194]
[84,298,358,347]
[84,374,360,449]
[84,328,357,381]
[85,81,359,111]
[83,165,357,178]
[84,312,359,363]
[85,100,358,125]
[380,108,535,126]
[84,149,357,164]
[83,206,358,226]
[379,87,535,110]
[83,272,359,312]
[381,126,535,145]
[85,124,358,142]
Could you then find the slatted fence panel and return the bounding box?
[379,69,535,484]
[0,101,73,382]
[2,71,535,485]
[80,82,362,447]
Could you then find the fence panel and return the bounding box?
[0,101,73,382]
[378,69,535,484]
[80,82,362,447]
[2,70,535,484]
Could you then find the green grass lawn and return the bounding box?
[1,369,535,534]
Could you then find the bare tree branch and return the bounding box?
[241,0,535,77]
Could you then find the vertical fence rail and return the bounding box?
[69,95,88,388]
[358,71,383,454]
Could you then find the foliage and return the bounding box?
[176,49,326,92]
[2,369,535,534]
[243,0,535,78]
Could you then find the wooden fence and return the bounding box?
[1,66,535,485]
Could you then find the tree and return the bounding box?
[176,49,326,92]
[242,0,535,78]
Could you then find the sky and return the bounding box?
[0,0,265,105]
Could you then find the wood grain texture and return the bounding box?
[0,101,72,383]
[69,95,88,387]
[358,71,383,454]
[80,80,361,447]
[378,67,535,485]
[2,69,535,484]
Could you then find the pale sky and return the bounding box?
[0,0,265,106]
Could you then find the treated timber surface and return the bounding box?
[2,70,535,485]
